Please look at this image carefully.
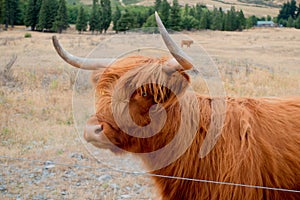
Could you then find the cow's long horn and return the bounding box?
[155,12,193,70]
[52,36,115,70]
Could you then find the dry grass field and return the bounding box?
[79,0,289,17]
[0,26,299,199]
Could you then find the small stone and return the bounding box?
[120,194,131,199]
[70,153,84,161]
[0,185,6,191]
[42,170,50,177]
[97,174,112,182]
[33,194,44,200]
[135,186,146,194]
[44,160,54,165]
[63,170,76,178]
[44,161,55,169]
[125,186,131,191]
[45,185,53,190]
[110,183,119,190]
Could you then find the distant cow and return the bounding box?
[52,12,300,200]
[181,39,193,48]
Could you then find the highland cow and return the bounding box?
[52,12,300,200]
[181,39,193,48]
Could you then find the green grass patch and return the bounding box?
[24,33,32,38]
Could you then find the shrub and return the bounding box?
[24,33,32,38]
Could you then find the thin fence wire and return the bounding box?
[1,155,299,194]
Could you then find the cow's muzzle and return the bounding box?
[84,123,103,143]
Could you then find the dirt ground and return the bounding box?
[0,26,299,199]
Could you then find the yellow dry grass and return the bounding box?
[0,26,299,198]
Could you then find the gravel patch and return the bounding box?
[0,152,157,199]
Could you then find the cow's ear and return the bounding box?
[91,71,101,87]
[167,69,190,98]
[152,69,190,105]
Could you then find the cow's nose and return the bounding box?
[84,124,103,142]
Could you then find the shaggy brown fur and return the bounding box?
[89,55,300,200]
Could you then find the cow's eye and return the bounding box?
[142,92,148,97]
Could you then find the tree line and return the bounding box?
[0,0,300,33]
[277,0,300,28]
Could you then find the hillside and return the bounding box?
[138,0,285,17]
[78,0,289,17]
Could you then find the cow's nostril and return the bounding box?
[95,124,103,134]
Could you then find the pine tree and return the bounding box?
[223,6,239,31]
[290,0,297,18]
[53,0,68,33]
[180,4,198,31]
[0,0,3,26]
[24,0,36,30]
[112,5,121,33]
[10,0,18,28]
[15,0,25,25]
[278,0,298,24]
[37,0,58,31]
[181,15,197,31]
[89,0,100,33]
[278,2,289,21]
[287,15,294,27]
[101,0,111,33]
[246,15,257,29]
[169,0,181,31]
[199,11,209,29]
[194,3,203,20]
[295,14,300,28]
[189,5,195,18]
[117,9,133,33]
[96,5,103,33]
[296,3,300,18]
[3,0,8,29]
[2,0,20,29]
[159,0,170,27]
[154,0,161,12]
[143,13,156,28]
[211,7,223,30]
[224,12,231,31]
[229,6,238,30]
[67,3,79,24]
[237,10,245,31]
[76,6,87,34]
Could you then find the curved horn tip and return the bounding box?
[51,35,115,70]
[154,11,160,19]
[52,35,57,44]
[52,35,61,52]
[155,12,193,71]
[154,12,163,28]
